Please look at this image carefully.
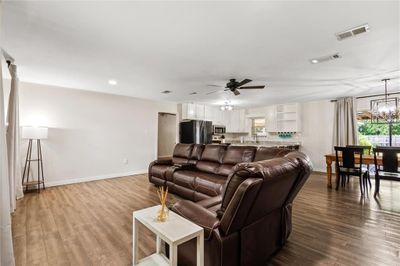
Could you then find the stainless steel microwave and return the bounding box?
[212,125,226,134]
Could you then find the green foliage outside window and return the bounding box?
[358,133,373,151]
[358,122,400,135]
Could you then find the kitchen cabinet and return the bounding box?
[180,103,205,120]
[266,103,301,132]
[225,109,248,133]
[265,105,277,132]
[204,105,214,122]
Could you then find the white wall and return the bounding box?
[18,82,177,186]
[300,100,334,172]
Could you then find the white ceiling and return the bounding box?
[1,1,399,107]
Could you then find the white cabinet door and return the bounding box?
[238,109,248,132]
[231,110,239,132]
[181,103,196,120]
[195,104,205,120]
[222,111,232,132]
[265,105,277,132]
[214,109,223,125]
[204,105,214,122]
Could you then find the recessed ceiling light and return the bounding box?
[310,53,341,64]
[108,79,117,85]
[161,90,172,94]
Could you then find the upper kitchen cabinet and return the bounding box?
[265,105,278,132]
[225,109,248,133]
[180,103,224,123]
[266,103,301,132]
[204,105,223,123]
[180,103,205,120]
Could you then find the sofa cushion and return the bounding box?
[190,144,205,161]
[222,146,257,164]
[172,143,194,164]
[173,170,227,197]
[174,170,197,190]
[195,172,226,196]
[254,147,291,162]
[218,146,257,176]
[200,145,226,163]
[196,161,220,174]
[196,145,226,173]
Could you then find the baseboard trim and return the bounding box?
[45,169,147,188]
[313,170,327,175]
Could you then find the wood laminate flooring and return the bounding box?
[12,173,400,266]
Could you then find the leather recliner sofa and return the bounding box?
[148,143,312,265]
[171,151,312,266]
[148,143,292,201]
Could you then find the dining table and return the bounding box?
[324,153,380,188]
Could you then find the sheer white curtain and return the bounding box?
[0,53,16,266]
[333,97,358,146]
[6,62,23,211]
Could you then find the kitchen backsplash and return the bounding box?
[223,132,302,143]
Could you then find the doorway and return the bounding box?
[157,113,177,159]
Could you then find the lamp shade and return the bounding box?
[22,126,48,139]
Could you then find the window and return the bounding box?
[357,112,400,147]
[252,118,266,136]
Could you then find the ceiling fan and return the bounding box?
[207,79,265,96]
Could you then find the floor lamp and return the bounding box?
[22,126,48,193]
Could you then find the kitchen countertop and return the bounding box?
[226,141,301,147]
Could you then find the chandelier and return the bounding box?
[220,102,233,111]
[370,78,399,123]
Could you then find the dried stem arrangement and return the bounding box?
[156,186,168,222]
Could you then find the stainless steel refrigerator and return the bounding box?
[179,120,212,144]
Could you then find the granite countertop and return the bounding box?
[227,141,301,147]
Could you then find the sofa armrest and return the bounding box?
[152,159,173,165]
[173,163,196,169]
[165,163,196,181]
[196,195,222,209]
[171,200,220,240]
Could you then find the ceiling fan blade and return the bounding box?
[207,84,223,87]
[238,85,265,89]
[235,79,252,88]
[206,90,219,95]
[233,89,240,96]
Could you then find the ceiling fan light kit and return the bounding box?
[224,78,266,96]
[220,103,233,111]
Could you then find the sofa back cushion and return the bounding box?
[188,144,205,164]
[172,143,194,164]
[254,147,291,162]
[218,146,257,176]
[196,145,226,174]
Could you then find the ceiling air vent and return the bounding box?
[310,53,341,64]
[336,24,369,41]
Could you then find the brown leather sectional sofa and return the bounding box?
[148,143,312,266]
[149,143,292,201]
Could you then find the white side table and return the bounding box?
[133,205,204,266]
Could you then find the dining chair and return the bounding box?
[347,145,372,191]
[334,146,366,194]
[373,146,400,197]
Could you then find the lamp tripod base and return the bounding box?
[22,139,45,193]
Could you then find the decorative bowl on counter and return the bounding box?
[278,132,294,139]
